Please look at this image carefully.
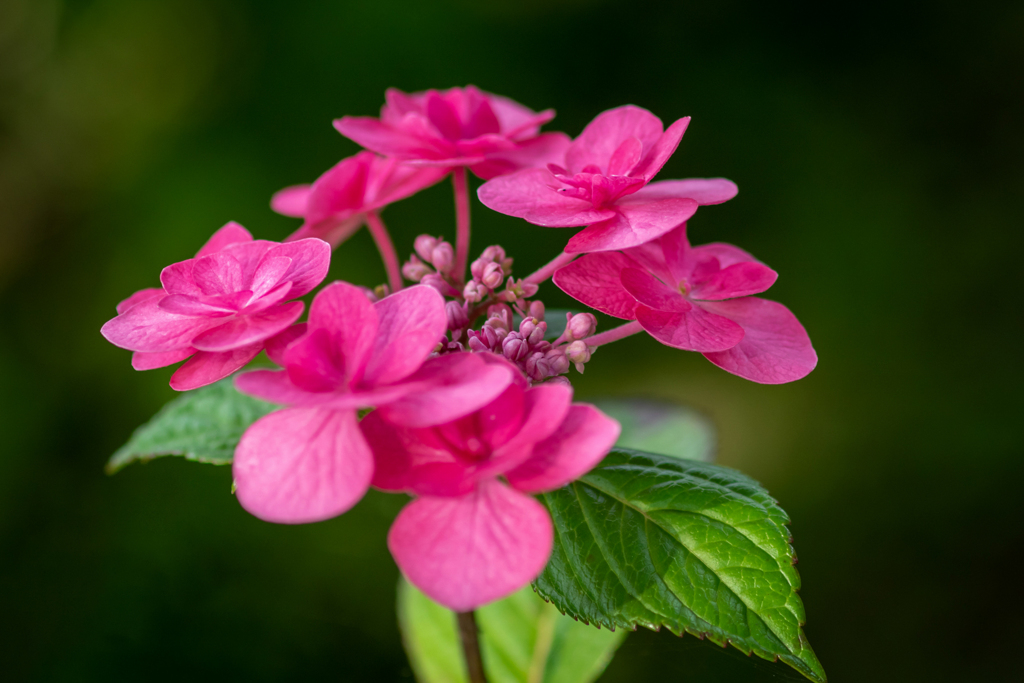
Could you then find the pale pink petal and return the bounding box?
[304,153,371,225]
[190,301,304,352]
[477,168,617,227]
[362,411,474,496]
[306,282,379,382]
[270,185,313,218]
[688,242,760,270]
[361,286,447,387]
[636,302,745,352]
[235,369,318,405]
[116,287,165,314]
[264,324,306,366]
[632,117,690,181]
[469,132,571,181]
[633,178,739,205]
[377,353,515,428]
[388,480,553,611]
[159,261,201,297]
[565,197,698,253]
[506,404,621,493]
[552,252,640,319]
[699,298,817,384]
[263,238,331,298]
[169,344,263,391]
[690,262,777,300]
[249,256,293,299]
[565,105,664,174]
[101,297,222,353]
[196,222,254,257]
[369,159,449,207]
[621,267,691,312]
[334,116,446,160]
[191,252,245,296]
[131,348,194,370]
[158,294,235,316]
[233,407,373,524]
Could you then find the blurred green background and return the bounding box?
[1,0,1021,680]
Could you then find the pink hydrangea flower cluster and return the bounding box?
[102,86,816,611]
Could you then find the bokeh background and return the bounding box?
[1,0,1021,680]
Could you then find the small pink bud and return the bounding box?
[481,262,504,289]
[567,312,598,340]
[502,333,528,361]
[487,304,513,331]
[414,235,439,262]
[544,348,570,375]
[422,273,459,297]
[528,321,547,346]
[528,300,546,321]
[543,375,572,387]
[481,245,506,262]
[402,256,432,282]
[467,334,489,352]
[446,301,468,330]
[520,281,539,298]
[431,242,454,273]
[463,281,485,303]
[373,284,390,300]
[470,257,488,280]
[519,317,538,339]
[500,256,514,273]
[525,351,550,380]
[566,340,591,369]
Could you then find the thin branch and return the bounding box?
[525,251,577,285]
[586,320,644,347]
[364,211,403,293]
[456,611,488,683]
[452,167,471,285]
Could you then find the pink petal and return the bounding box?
[621,267,691,312]
[233,407,373,524]
[235,369,317,405]
[487,92,555,138]
[249,256,293,300]
[131,348,194,370]
[270,185,313,218]
[377,353,515,428]
[158,294,235,317]
[699,298,817,384]
[565,105,664,174]
[196,222,254,257]
[304,153,371,225]
[477,383,573,478]
[169,344,263,391]
[506,404,621,493]
[636,302,745,352]
[632,117,690,181]
[190,301,304,352]
[287,215,364,249]
[388,480,553,611]
[265,324,306,366]
[262,238,331,298]
[101,297,222,353]
[116,287,164,314]
[368,157,449,207]
[160,261,202,297]
[552,252,640,319]
[305,281,379,383]
[633,178,739,205]
[191,252,245,296]
[362,411,474,496]
[565,197,698,253]
[361,286,447,387]
[689,262,778,301]
[607,136,644,176]
[688,241,760,270]
[283,328,348,392]
[469,132,571,181]
[334,116,445,160]
[477,168,617,227]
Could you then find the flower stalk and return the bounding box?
[457,611,488,683]
[452,167,472,284]
[525,251,576,284]
[365,211,403,293]
[586,320,644,347]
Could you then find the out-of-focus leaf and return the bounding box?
[398,579,626,683]
[107,378,277,473]
[534,448,826,683]
[513,309,580,341]
[593,398,715,461]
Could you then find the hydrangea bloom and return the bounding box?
[334,86,570,180]
[101,223,330,390]
[554,223,816,383]
[362,363,620,610]
[232,282,516,524]
[477,105,738,253]
[271,151,448,247]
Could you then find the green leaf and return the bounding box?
[398,579,626,683]
[593,398,715,462]
[533,448,826,683]
[107,378,278,473]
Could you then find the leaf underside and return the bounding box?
[107,378,278,473]
[533,448,826,683]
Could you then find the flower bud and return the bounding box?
[481,262,504,289]
[481,245,506,262]
[567,312,598,340]
[566,340,592,372]
[543,375,572,387]
[373,284,390,300]
[431,242,454,273]
[525,351,550,381]
[545,348,571,375]
[414,235,439,262]
[402,256,432,283]
[487,304,513,331]
[446,301,468,331]
[519,317,538,339]
[528,321,547,346]
[528,300,546,321]
[422,273,458,297]
[463,280,485,303]
[470,257,488,280]
[502,333,528,361]
[467,334,490,353]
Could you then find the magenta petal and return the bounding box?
[263,239,331,298]
[506,404,620,493]
[388,480,553,611]
[479,383,573,478]
[235,369,315,405]
[565,197,698,253]
[632,117,690,181]
[565,105,664,174]
[306,281,379,382]
[334,116,441,160]
[169,344,262,391]
[369,159,449,207]
[553,252,639,320]
[288,216,364,249]
[116,287,165,314]
[191,252,245,296]
[131,348,194,370]
[699,298,817,384]
[621,267,691,313]
[160,261,202,297]
[469,132,572,181]
[362,411,473,496]
[477,168,616,227]
[196,222,254,257]
[634,178,739,205]
[688,242,760,270]
[233,407,372,524]
[362,286,447,387]
[264,323,307,366]
[101,297,220,353]
[271,186,312,218]
[191,301,304,352]
[378,354,515,428]
[636,302,745,352]
[690,262,778,301]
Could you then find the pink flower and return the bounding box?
[232,282,516,525]
[362,363,620,610]
[334,86,570,180]
[271,151,448,247]
[477,105,739,253]
[553,223,817,384]
[101,223,331,391]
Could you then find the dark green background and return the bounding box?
[1,0,1021,680]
